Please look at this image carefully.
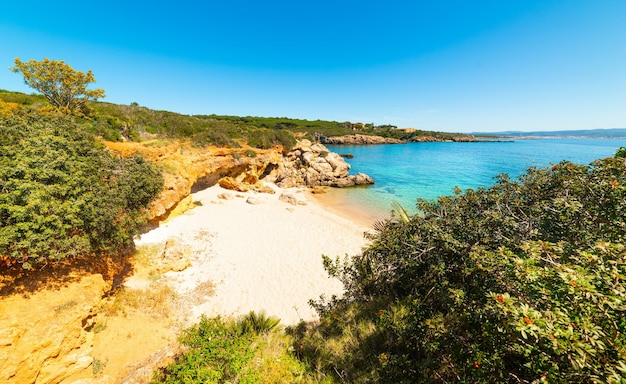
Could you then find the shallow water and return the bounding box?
[326,138,625,217]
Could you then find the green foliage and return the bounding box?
[11,58,105,116]
[237,311,281,335]
[297,155,626,383]
[0,90,468,148]
[153,316,256,383]
[152,314,316,383]
[246,128,297,149]
[0,114,162,267]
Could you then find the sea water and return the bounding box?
[325,138,625,217]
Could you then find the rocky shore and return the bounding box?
[320,133,476,145]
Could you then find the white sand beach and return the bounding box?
[134,183,372,325]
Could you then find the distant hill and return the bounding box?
[475,128,626,139]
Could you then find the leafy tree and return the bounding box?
[295,153,626,383]
[11,58,105,115]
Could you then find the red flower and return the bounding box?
[473,361,480,369]
[497,295,505,303]
[523,317,533,325]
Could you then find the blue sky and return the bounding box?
[1,1,625,132]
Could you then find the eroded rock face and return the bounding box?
[272,140,374,188]
[104,142,282,223]
[0,274,109,384]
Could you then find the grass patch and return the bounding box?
[92,320,107,334]
[152,313,321,383]
[100,283,177,320]
[53,300,78,313]
[92,357,107,377]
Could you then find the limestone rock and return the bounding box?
[217,192,235,200]
[155,240,192,273]
[246,196,263,205]
[320,134,405,145]
[274,140,374,189]
[0,274,109,384]
[354,172,375,185]
[219,177,250,192]
[279,193,307,206]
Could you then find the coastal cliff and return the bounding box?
[106,139,373,223]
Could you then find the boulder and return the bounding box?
[274,140,374,189]
[219,177,250,192]
[279,193,307,206]
[246,196,263,205]
[155,240,192,273]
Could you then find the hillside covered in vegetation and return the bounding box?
[0,89,472,148]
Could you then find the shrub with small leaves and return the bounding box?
[299,151,626,383]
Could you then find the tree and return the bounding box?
[11,58,105,115]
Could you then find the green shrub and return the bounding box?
[152,314,316,383]
[297,154,626,383]
[237,311,281,335]
[0,114,163,267]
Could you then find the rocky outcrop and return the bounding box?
[104,141,283,223]
[409,135,475,142]
[321,134,405,145]
[106,139,375,223]
[0,274,109,384]
[321,134,476,144]
[271,140,374,188]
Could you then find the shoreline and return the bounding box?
[133,183,372,325]
[309,187,389,227]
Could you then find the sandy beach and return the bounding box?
[134,183,373,326]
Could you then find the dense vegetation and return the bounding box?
[198,114,469,142]
[292,149,626,383]
[0,113,162,268]
[151,312,316,383]
[1,90,469,149]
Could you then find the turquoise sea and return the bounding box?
[325,138,626,218]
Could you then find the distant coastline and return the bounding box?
[473,127,626,140]
[321,128,626,146]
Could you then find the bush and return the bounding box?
[152,314,316,383]
[0,114,163,268]
[247,128,297,149]
[297,153,626,383]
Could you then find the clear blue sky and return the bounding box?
[1,1,625,132]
